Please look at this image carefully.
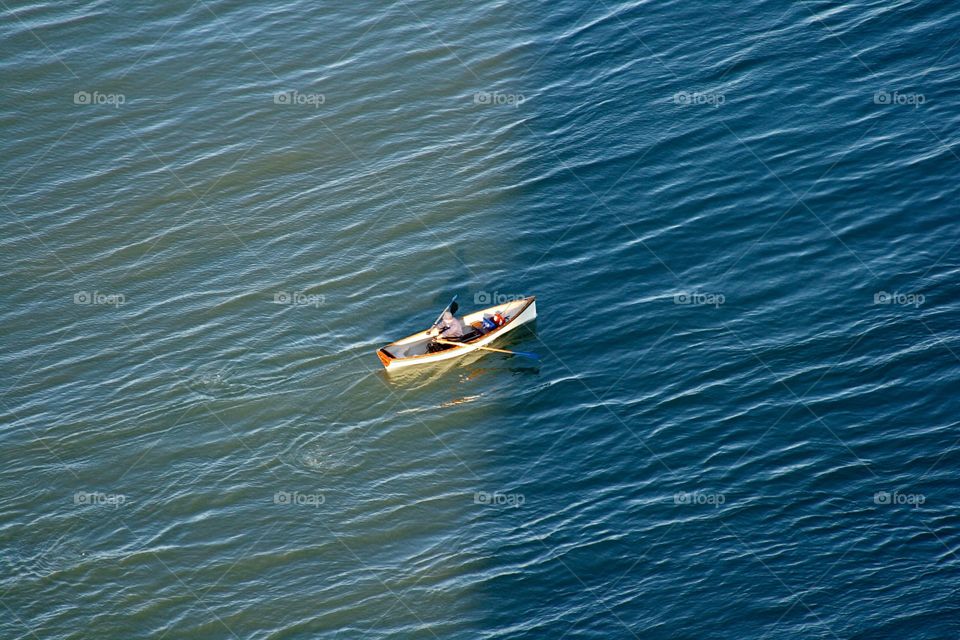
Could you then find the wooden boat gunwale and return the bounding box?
[377,296,536,368]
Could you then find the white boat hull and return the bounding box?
[377,296,537,370]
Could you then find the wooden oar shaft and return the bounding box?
[434,338,521,356]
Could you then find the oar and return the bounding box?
[434,338,540,361]
[430,295,458,329]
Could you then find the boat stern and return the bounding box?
[376,348,394,369]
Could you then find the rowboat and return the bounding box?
[377,296,537,370]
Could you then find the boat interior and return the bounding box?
[382,298,530,359]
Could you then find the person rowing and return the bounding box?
[427,301,468,351]
[430,301,466,337]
